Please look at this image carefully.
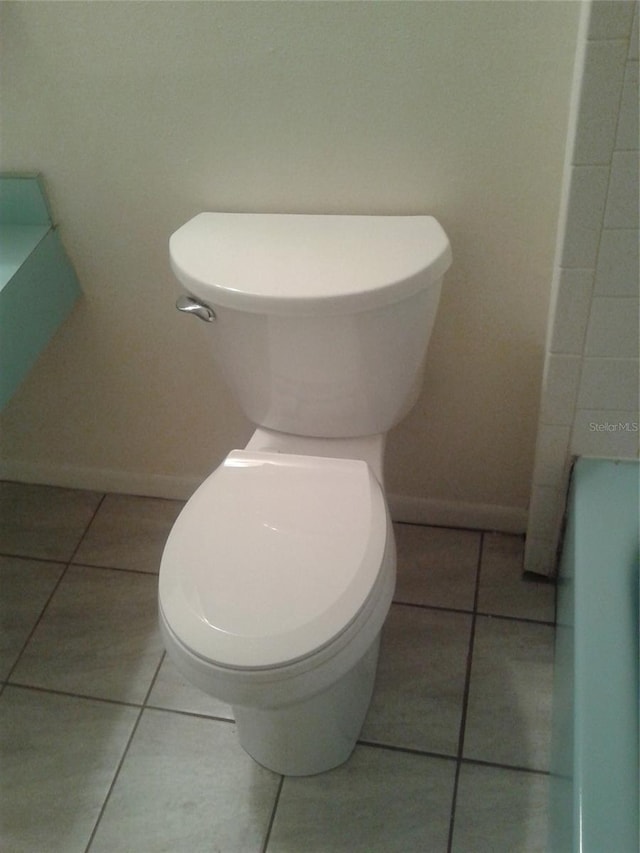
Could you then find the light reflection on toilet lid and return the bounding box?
[159,450,387,669]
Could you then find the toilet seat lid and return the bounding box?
[159,450,387,669]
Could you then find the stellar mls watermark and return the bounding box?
[589,421,639,432]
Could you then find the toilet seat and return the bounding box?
[159,450,388,670]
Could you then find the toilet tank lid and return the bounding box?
[169,212,452,315]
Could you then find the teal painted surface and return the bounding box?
[0,225,50,293]
[550,458,639,853]
[0,174,51,225]
[0,175,81,409]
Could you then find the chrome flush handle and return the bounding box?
[175,295,216,322]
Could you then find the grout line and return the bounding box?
[69,493,108,563]
[474,611,555,628]
[3,494,110,686]
[5,680,147,710]
[0,550,69,565]
[83,652,167,852]
[393,519,524,538]
[357,739,550,777]
[356,739,458,764]
[261,774,285,853]
[3,565,71,685]
[3,679,238,726]
[456,755,551,777]
[143,650,166,707]
[84,708,145,852]
[143,704,236,724]
[63,561,160,578]
[446,531,484,853]
[392,599,475,617]
[391,599,555,627]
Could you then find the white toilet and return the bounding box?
[159,213,451,776]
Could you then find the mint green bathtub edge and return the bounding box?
[550,457,639,852]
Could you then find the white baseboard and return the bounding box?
[388,493,528,534]
[0,460,529,534]
[0,460,202,501]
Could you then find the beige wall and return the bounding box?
[0,1,580,525]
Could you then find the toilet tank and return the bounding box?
[170,213,451,438]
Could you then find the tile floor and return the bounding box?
[0,481,556,852]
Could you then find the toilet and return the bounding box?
[159,213,451,775]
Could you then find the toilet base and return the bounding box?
[233,636,381,776]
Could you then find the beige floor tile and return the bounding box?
[361,604,471,756]
[90,709,280,852]
[0,482,102,561]
[0,556,65,679]
[451,763,549,853]
[463,616,554,771]
[0,686,137,853]
[268,746,455,852]
[11,565,164,703]
[478,533,555,622]
[0,483,557,853]
[73,493,184,573]
[147,653,234,720]
[393,524,481,610]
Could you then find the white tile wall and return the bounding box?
[584,296,639,357]
[629,4,639,58]
[572,40,628,164]
[604,150,639,229]
[559,165,610,267]
[577,357,639,409]
[539,355,583,425]
[549,269,594,354]
[588,0,636,39]
[594,229,639,295]
[571,409,640,457]
[531,424,572,487]
[525,0,639,576]
[528,485,567,544]
[615,61,639,150]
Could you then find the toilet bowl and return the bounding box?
[159,212,451,775]
[159,446,395,775]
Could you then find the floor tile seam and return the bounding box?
[261,775,285,853]
[84,652,167,852]
[392,600,474,618]
[457,755,551,777]
[393,599,555,627]
[474,611,556,628]
[0,478,101,492]
[3,557,73,684]
[3,683,236,726]
[355,738,458,765]
[100,489,187,507]
[0,550,69,565]
[140,652,236,725]
[2,680,148,710]
[393,519,516,538]
[83,703,146,852]
[447,530,484,853]
[67,560,160,577]
[143,702,236,724]
[67,493,107,562]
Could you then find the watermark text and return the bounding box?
[588,421,639,432]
